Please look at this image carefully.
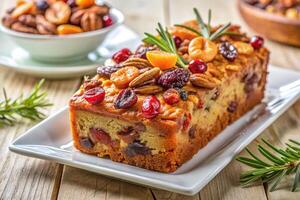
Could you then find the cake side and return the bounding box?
[69,10,270,173]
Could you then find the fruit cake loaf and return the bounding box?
[69,9,269,173]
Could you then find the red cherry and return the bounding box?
[163,89,180,105]
[142,96,160,119]
[188,59,207,74]
[112,48,132,63]
[173,36,182,48]
[250,35,264,49]
[103,15,113,27]
[83,87,105,105]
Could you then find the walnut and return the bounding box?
[70,9,86,25]
[36,15,57,35]
[11,22,38,34]
[81,12,103,32]
[18,14,36,28]
[2,14,17,28]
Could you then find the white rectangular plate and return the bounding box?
[9,66,300,195]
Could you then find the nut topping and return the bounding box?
[134,85,163,95]
[81,12,103,31]
[11,2,34,19]
[129,67,161,88]
[45,1,71,25]
[18,14,36,28]
[121,58,153,69]
[70,9,86,25]
[11,22,38,34]
[190,74,218,89]
[36,15,57,35]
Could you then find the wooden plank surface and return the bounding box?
[0,0,300,200]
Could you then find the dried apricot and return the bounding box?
[76,0,95,8]
[110,66,140,89]
[57,24,83,35]
[11,2,34,19]
[188,37,217,62]
[146,51,177,70]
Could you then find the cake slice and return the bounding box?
[69,9,269,173]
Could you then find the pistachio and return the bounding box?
[134,85,163,95]
[190,74,217,89]
[129,68,160,88]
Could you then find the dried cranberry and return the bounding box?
[188,59,207,74]
[173,36,182,48]
[83,87,105,105]
[103,15,113,27]
[36,0,49,11]
[250,36,264,49]
[157,68,190,89]
[79,138,94,149]
[67,0,77,7]
[219,42,238,62]
[114,88,138,109]
[183,113,192,130]
[124,141,151,157]
[112,48,132,63]
[89,128,111,145]
[227,101,238,113]
[97,65,120,78]
[163,89,180,105]
[142,96,160,119]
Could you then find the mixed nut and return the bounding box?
[2,0,113,35]
[245,0,300,19]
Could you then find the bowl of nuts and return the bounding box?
[0,0,124,62]
[238,0,300,47]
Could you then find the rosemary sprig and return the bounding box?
[237,139,300,192]
[143,23,187,68]
[0,79,52,127]
[174,8,234,41]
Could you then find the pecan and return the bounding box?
[88,5,109,16]
[18,14,36,28]
[70,9,86,25]
[2,14,17,28]
[11,22,38,34]
[45,1,71,25]
[121,58,153,69]
[190,74,218,89]
[207,63,223,79]
[129,67,161,88]
[225,64,240,71]
[36,15,57,35]
[81,12,103,32]
[134,85,163,95]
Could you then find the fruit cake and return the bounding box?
[69,9,269,173]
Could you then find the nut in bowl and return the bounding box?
[0,0,124,62]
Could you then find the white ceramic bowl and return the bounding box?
[0,8,124,62]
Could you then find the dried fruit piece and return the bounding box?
[117,126,139,143]
[219,42,238,62]
[142,96,161,119]
[110,66,139,89]
[124,141,151,156]
[97,65,120,78]
[188,37,218,62]
[76,0,95,8]
[188,59,207,74]
[163,89,180,105]
[114,88,138,109]
[227,101,238,113]
[45,1,71,25]
[129,67,160,87]
[89,128,111,144]
[112,48,132,64]
[11,2,34,19]
[134,85,163,95]
[57,24,83,35]
[81,12,103,31]
[83,87,105,105]
[146,51,177,70]
[134,45,157,59]
[190,74,217,89]
[176,88,188,101]
[36,0,49,11]
[157,68,190,89]
[67,0,77,8]
[173,35,183,48]
[103,15,113,27]
[79,138,94,148]
[250,36,264,49]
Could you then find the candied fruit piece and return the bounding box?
[146,51,177,70]
[57,24,83,35]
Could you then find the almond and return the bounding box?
[129,67,160,87]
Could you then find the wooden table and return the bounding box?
[1,0,300,199]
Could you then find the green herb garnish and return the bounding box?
[237,139,300,192]
[174,8,233,41]
[0,79,52,127]
[143,23,187,68]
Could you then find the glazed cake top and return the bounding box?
[70,9,269,125]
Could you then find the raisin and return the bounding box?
[79,138,94,149]
[114,88,138,109]
[188,126,196,139]
[156,68,190,89]
[97,65,120,78]
[124,141,151,157]
[227,101,238,113]
[219,42,238,62]
[175,88,188,101]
